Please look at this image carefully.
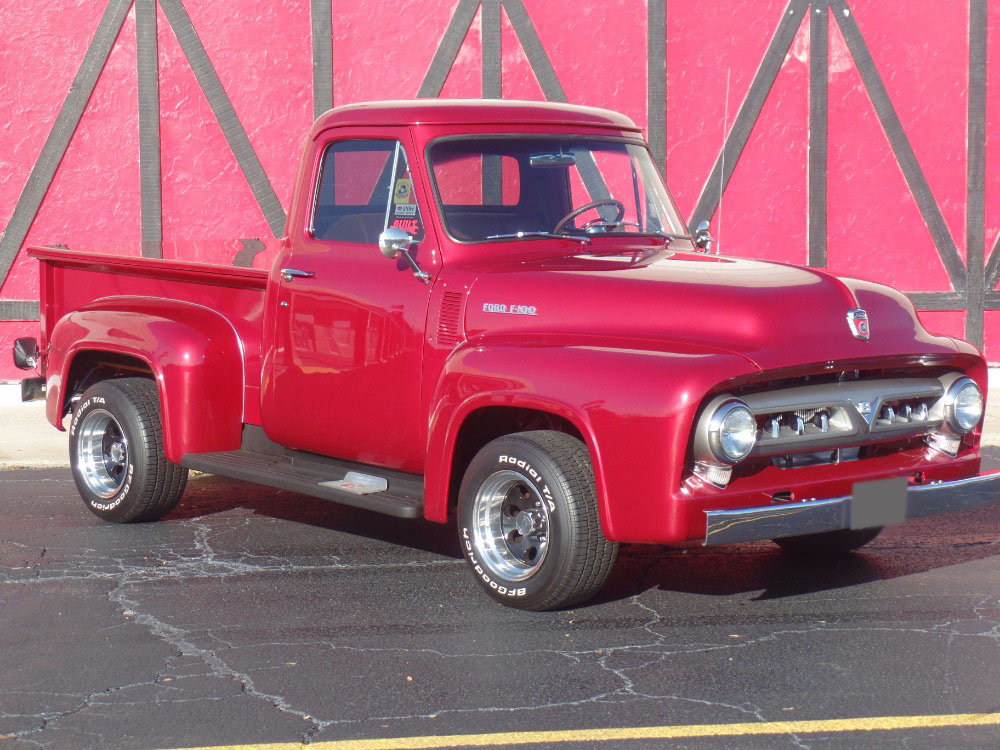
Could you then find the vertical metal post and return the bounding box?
[136,0,162,258]
[807,3,828,268]
[311,0,334,118]
[965,0,987,347]
[647,0,666,177]
[482,0,502,204]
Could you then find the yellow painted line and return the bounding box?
[171,712,1000,750]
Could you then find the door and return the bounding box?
[262,132,437,473]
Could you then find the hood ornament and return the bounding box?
[847,309,870,340]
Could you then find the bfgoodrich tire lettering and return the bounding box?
[458,431,618,610]
[69,378,188,523]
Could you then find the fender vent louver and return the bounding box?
[437,292,464,348]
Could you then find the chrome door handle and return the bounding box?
[280,268,315,282]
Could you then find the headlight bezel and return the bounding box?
[943,377,983,434]
[707,399,758,464]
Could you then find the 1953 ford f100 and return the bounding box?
[12,100,1000,609]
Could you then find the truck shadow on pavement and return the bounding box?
[164,475,999,608]
[594,510,1000,605]
[165,473,463,559]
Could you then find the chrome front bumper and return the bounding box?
[704,471,1000,545]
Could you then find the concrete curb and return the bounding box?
[3,374,1000,469]
[0,393,67,470]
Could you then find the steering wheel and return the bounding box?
[553,199,625,234]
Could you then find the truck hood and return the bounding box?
[463,248,959,372]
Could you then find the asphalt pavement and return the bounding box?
[1,383,999,749]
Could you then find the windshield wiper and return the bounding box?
[574,223,682,245]
[648,230,684,244]
[485,231,591,245]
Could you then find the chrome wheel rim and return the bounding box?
[77,409,129,499]
[471,469,550,581]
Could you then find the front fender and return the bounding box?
[424,338,757,543]
[47,296,245,462]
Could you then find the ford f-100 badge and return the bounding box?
[483,303,538,315]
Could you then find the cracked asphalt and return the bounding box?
[1,453,999,749]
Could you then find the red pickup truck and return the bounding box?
[12,100,1000,610]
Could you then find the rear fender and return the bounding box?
[47,296,245,462]
[425,341,757,542]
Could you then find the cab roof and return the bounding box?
[312,99,641,133]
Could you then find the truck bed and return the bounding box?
[29,246,269,423]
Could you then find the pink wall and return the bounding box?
[1,0,998,380]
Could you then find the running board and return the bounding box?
[181,443,424,519]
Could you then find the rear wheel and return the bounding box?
[773,527,882,555]
[69,378,188,523]
[458,431,618,610]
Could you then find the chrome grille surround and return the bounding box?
[690,374,974,472]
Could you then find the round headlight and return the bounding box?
[945,378,983,434]
[709,400,757,463]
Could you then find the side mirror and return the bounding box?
[694,220,713,252]
[378,228,430,284]
[378,227,412,259]
[13,337,39,370]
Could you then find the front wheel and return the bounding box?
[69,378,188,523]
[458,431,618,610]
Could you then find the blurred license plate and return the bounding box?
[850,476,908,529]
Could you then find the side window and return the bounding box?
[312,140,425,244]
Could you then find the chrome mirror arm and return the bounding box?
[398,248,431,284]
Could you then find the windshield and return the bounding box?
[428,137,688,244]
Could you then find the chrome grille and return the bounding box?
[742,377,945,457]
[872,397,930,429]
[759,406,852,441]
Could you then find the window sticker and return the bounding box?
[393,177,412,204]
[383,145,424,240]
[391,175,421,234]
[393,176,418,217]
[390,217,422,235]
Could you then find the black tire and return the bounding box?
[773,526,882,555]
[457,431,618,610]
[69,377,188,523]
